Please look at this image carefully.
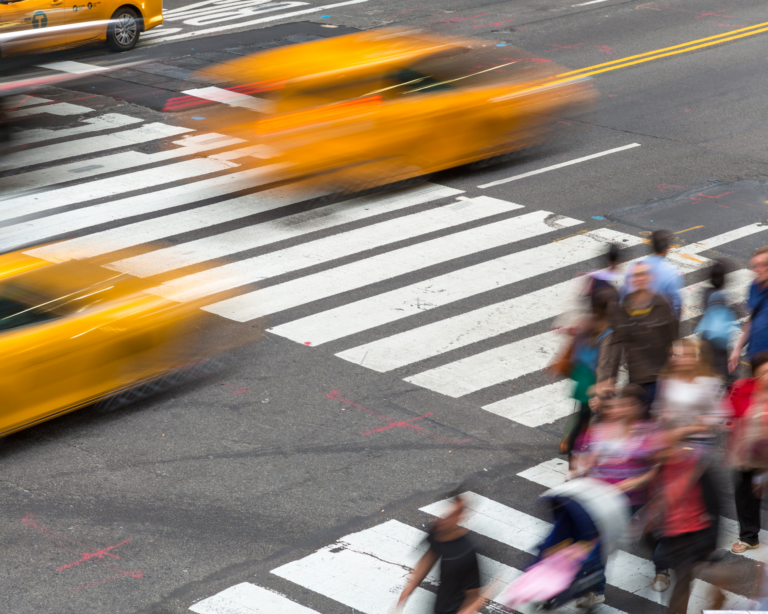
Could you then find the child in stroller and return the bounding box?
[500,477,629,612]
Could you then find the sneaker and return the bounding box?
[575,592,605,608]
[653,570,670,592]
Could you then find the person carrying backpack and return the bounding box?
[696,260,739,379]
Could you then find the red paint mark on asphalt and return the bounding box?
[608,94,617,97]
[688,191,735,205]
[327,390,473,444]
[304,341,312,345]
[472,18,516,28]
[595,45,616,54]
[21,514,143,588]
[57,539,132,571]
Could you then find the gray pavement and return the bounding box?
[2,0,768,612]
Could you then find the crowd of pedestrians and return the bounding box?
[396,233,768,614]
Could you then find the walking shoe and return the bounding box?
[732,541,759,554]
[575,592,605,608]
[652,570,670,592]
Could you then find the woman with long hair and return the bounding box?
[652,338,725,449]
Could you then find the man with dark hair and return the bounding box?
[613,261,679,413]
[622,229,683,319]
[729,246,768,373]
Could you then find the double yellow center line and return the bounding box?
[554,19,768,80]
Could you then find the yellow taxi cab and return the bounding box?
[0,0,162,56]
[0,250,206,438]
[197,29,597,193]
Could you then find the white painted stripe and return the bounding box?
[7,101,93,118]
[151,0,372,42]
[422,493,753,611]
[190,583,319,614]
[182,87,272,112]
[483,381,576,427]
[11,114,144,147]
[201,210,582,322]
[517,458,569,488]
[275,229,642,348]
[2,133,244,196]
[138,195,519,300]
[39,184,333,261]
[110,184,462,280]
[0,151,266,229]
[0,122,193,172]
[4,95,51,108]
[478,144,641,189]
[406,269,752,397]
[573,0,609,6]
[329,230,642,366]
[38,60,108,74]
[20,165,284,261]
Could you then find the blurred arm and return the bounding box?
[396,549,438,611]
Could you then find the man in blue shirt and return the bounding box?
[730,246,768,372]
[622,230,683,319]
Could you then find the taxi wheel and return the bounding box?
[107,7,141,52]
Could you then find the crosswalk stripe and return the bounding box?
[422,492,753,611]
[519,458,768,567]
[328,230,643,367]
[7,100,93,118]
[0,150,263,227]
[405,245,758,397]
[20,165,286,260]
[484,381,576,427]
[38,60,108,74]
[189,582,320,614]
[182,86,273,112]
[140,196,524,303]
[3,133,245,197]
[12,114,144,147]
[273,229,642,349]
[110,184,463,280]
[5,95,51,108]
[0,122,194,172]
[201,210,583,322]
[481,269,753,425]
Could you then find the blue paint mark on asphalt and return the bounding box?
[592,216,605,220]
[192,117,205,120]
[496,43,507,47]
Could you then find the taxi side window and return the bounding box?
[0,286,57,332]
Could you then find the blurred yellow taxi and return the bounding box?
[0,250,204,438]
[198,29,597,193]
[0,0,162,55]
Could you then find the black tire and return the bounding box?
[106,7,141,52]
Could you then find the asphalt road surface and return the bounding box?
[2,0,768,613]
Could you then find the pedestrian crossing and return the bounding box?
[4,94,764,436]
[187,457,759,614]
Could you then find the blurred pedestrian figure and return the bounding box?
[571,385,661,607]
[613,261,679,414]
[650,438,721,614]
[724,352,768,554]
[622,229,683,319]
[555,288,619,472]
[730,246,768,373]
[586,243,621,307]
[396,493,485,614]
[653,339,725,452]
[697,260,739,379]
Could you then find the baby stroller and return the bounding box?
[500,478,629,612]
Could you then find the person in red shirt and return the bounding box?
[652,438,720,614]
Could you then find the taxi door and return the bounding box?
[61,0,108,45]
[0,0,69,55]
